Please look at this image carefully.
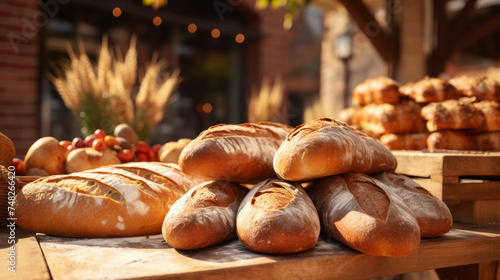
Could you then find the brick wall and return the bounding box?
[0,0,40,158]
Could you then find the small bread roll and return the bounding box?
[237,179,320,254]
[427,130,476,151]
[421,98,485,132]
[65,148,121,173]
[373,172,453,237]
[273,118,397,182]
[352,76,400,106]
[307,173,421,257]
[159,138,192,164]
[162,181,248,250]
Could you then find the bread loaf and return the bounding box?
[352,76,400,106]
[379,132,429,150]
[400,76,461,103]
[273,118,397,182]
[307,173,421,257]
[473,131,500,151]
[421,98,485,132]
[427,130,476,151]
[162,181,248,250]
[179,122,293,183]
[338,106,361,126]
[65,148,121,173]
[359,99,427,134]
[473,100,500,132]
[14,162,199,237]
[236,179,320,254]
[373,172,453,237]
[449,74,500,101]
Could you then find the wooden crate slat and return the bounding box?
[448,200,500,224]
[443,181,500,202]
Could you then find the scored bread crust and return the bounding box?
[427,130,477,151]
[162,181,248,250]
[14,162,199,237]
[373,172,453,237]
[352,76,400,106]
[379,132,429,150]
[359,99,427,135]
[236,179,320,254]
[179,122,293,183]
[273,118,397,182]
[420,98,485,132]
[449,74,500,101]
[401,76,461,103]
[307,173,421,257]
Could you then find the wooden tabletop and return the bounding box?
[2,223,500,280]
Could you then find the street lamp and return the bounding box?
[335,32,353,109]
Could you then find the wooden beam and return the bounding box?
[337,0,395,65]
[455,14,500,54]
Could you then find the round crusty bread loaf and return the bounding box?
[273,118,397,182]
[373,172,453,237]
[179,122,293,183]
[307,173,421,257]
[14,162,198,237]
[162,181,248,250]
[236,179,320,254]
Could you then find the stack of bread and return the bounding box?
[14,119,453,258]
[339,74,500,151]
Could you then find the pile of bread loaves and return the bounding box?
[339,74,500,151]
[15,118,453,257]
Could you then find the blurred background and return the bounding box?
[2,0,500,157]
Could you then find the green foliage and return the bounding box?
[256,0,312,29]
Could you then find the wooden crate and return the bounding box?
[392,150,500,225]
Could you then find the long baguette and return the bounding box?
[273,118,397,182]
[236,179,320,254]
[307,173,420,257]
[162,181,248,250]
[180,122,293,183]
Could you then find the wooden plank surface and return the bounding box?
[37,224,500,280]
[0,227,50,280]
[392,151,500,177]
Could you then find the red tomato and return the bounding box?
[92,138,106,151]
[72,137,85,148]
[152,144,162,155]
[135,141,151,154]
[117,149,134,162]
[12,158,26,175]
[136,152,149,162]
[84,135,96,147]
[94,129,107,140]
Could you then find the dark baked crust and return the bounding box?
[307,173,421,257]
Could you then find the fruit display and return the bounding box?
[13,124,168,176]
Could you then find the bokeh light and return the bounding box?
[211,29,221,38]
[188,23,197,33]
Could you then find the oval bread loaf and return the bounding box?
[236,179,320,254]
[14,162,199,237]
[307,173,421,257]
[162,181,248,250]
[180,122,293,183]
[373,172,453,237]
[273,118,397,181]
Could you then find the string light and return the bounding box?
[112,7,122,17]
[211,28,221,38]
[203,103,213,113]
[187,23,197,33]
[153,16,162,26]
[235,33,245,43]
